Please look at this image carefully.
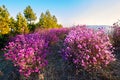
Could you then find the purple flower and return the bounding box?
[63,25,116,71]
[4,33,48,77]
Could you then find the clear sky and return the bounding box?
[0,0,120,27]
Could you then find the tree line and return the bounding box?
[0,5,62,35]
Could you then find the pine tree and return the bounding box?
[16,13,29,34]
[38,10,62,29]
[24,5,37,24]
[0,5,10,34]
[9,17,16,35]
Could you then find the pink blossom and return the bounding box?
[63,25,116,71]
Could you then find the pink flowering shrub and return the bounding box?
[46,28,69,46]
[37,28,69,47]
[4,33,48,77]
[63,26,116,71]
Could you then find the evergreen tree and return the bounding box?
[0,5,10,34]
[9,17,16,35]
[16,13,29,34]
[24,5,37,24]
[38,10,62,29]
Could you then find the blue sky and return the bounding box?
[0,0,120,27]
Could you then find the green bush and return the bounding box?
[0,34,9,49]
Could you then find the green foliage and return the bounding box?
[9,17,17,35]
[28,24,36,32]
[0,5,10,34]
[24,5,37,24]
[0,34,9,49]
[16,13,29,34]
[38,10,62,29]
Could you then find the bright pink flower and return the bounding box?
[4,33,48,77]
[63,25,116,71]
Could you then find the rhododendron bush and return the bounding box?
[3,26,116,79]
[4,33,48,77]
[38,28,69,46]
[63,26,116,71]
[3,28,69,78]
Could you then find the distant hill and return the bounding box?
[87,25,113,34]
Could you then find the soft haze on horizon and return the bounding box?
[0,0,120,27]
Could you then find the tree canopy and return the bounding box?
[16,13,29,34]
[9,17,16,34]
[0,5,10,34]
[0,5,62,34]
[38,10,62,29]
[24,5,37,24]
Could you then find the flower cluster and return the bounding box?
[46,28,69,45]
[37,28,69,47]
[63,26,116,71]
[4,33,48,77]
